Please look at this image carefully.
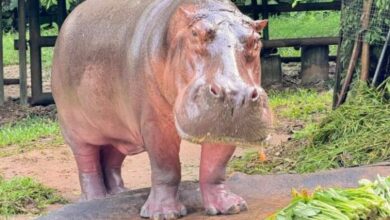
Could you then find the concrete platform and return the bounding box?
[38,164,390,220]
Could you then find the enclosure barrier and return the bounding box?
[333,0,390,107]
[261,37,340,86]
[263,36,339,63]
[0,2,4,106]
[0,0,28,106]
[18,0,28,105]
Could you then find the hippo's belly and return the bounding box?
[54,62,145,155]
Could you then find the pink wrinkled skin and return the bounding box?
[51,0,272,219]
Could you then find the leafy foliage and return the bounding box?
[339,0,390,84]
[1,0,82,31]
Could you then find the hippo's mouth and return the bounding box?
[174,85,272,146]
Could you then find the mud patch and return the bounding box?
[0,100,56,126]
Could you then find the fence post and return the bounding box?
[57,0,67,28]
[18,0,28,105]
[0,1,4,106]
[261,0,269,40]
[29,0,43,104]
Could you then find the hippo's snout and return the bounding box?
[208,83,262,107]
[175,82,272,146]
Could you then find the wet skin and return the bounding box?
[51,0,272,219]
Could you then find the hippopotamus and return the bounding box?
[51,0,272,219]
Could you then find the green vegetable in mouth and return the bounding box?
[267,176,390,220]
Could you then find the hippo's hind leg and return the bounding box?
[140,120,187,219]
[70,143,127,200]
[70,143,107,201]
[100,145,127,195]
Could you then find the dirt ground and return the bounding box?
[0,133,288,220]
[0,122,287,203]
[0,103,288,220]
[3,65,52,100]
[0,140,241,202]
[0,105,288,220]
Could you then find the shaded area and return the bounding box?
[38,164,390,220]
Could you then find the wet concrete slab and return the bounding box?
[38,164,390,220]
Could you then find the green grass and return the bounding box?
[0,176,66,216]
[2,32,19,66]
[1,11,340,68]
[268,89,333,123]
[2,27,57,69]
[268,11,341,57]
[0,117,62,157]
[269,12,340,39]
[231,81,390,174]
[293,82,390,172]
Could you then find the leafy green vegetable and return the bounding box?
[267,176,390,220]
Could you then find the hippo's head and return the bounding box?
[165,1,272,146]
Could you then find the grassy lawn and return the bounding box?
[0,176,66,216]
[269,12,340,39]
[0,117,62,157]
[268,89,333,123]
[2,27,57,69]
[268,11,341,57]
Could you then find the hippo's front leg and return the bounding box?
[140,118,187,220]
[200,144,248,215]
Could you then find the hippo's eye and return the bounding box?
[245,34,261,51]
[192,30,198,37]
[253,40,260,50]
[205,29,216,41]
[191,25,216,43]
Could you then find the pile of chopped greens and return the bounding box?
[294,81,390,173]
[267,176,390,220]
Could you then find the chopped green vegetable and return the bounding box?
[266,176,390,220]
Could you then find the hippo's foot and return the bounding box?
[140,186,187,220]
[107,185,128,195]
[201,183,248,215]
[103,168,128,195]
[78,172,107,202]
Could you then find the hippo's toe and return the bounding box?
[205,198,248,216]
[201,183,248,216]
[107,186,128,195]
[140,199,187,220]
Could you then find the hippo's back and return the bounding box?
[52,0,180,90]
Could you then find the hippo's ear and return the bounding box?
[252,20,268,32]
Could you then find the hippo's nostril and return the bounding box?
[210,86,218,96]
[209,84,222,98]
[250,88,260,102]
